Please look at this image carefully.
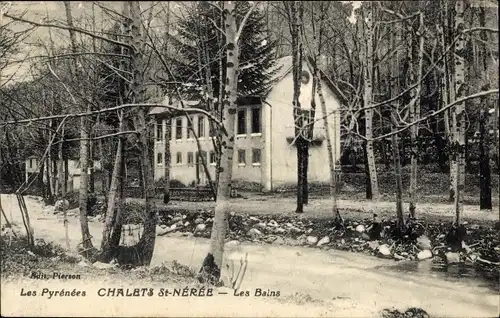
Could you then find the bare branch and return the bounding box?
[3,13,133,49]
[235,1,259,43]
[0,103,223,128]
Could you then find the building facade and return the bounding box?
[152,57,345,191]
[25,157,101,192]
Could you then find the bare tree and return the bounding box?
[362,2,379,200]
[64,1,94,253]
[199,0,257,285]
[453,0,467,224]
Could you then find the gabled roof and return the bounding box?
[265,56,348,105]
[150,55,348,116]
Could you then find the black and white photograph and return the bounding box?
[0,1,498,317]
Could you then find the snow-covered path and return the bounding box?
[1,194,498,317]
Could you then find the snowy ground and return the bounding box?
[1,194,498,317]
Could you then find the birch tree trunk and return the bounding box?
[317,77,341,222]
[64,1,93,252]
[200,0,238,284]
[453,0,466,224]
[363,2,379,200]
[444,0,458,203]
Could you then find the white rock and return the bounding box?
[273,237,285,245]
[355,224,365,233]
[194,218,204,224]
[247,228,262,239]
[416,235,432,250]
[54,199,69,211]
[275,227,286,234]
[171,216,182,223]
[77,260,90,267]
[255,222,267,229]
[368,241,380,250]
[289,226,302,233]
[306,228,313,234]
[184,221,190,227]
[195,224,206,232]
[378,244,391,256]
[249,216,260,222]
[268,220,279,227]
[417,250,433,260]
[156,225,168,236]
[93,261,116,269]
[446,252,460,264]
[394,253,406,261]
[317,236,330,246]
[306,236,318,245]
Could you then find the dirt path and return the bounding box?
[130,195,499,222]
[1,195,498,317]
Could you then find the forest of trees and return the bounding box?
[0,1,498,284]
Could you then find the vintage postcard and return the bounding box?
[1,1,499,317]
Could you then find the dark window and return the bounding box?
[252,148,261,164]
[238,149,246,165]
[157,152,163,165]
[198,116,205,138]
[29,159,33,169]
[251,108,261,133]
[209,151,216,164]
[237,109,246,135]
[156,119,163,140]
[187,116,194,139]
[198,151,207,165]
[176,152,182,164]
[175,118,183,140]
[300,109,312,131]
[187,152,194,165]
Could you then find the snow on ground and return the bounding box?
[1,194,498,317]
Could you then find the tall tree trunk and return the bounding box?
[163,117,171,204]
[99,112,124,262]
[391,26,405,231]
[200,0,239,284]
[128,1,156,265]
[479,93,492,210]
[409,10,425,219]
[44,158,53,204]
[391,115,405,233]
[363,2,379,200]
[317,77,341,222]
[478,5,492,210]
[58,126,70,250]
[64,1,93,252]
[287,1,305,213]
[444,0,457,203]
[453,0,466,225]
[89,138,95,194]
